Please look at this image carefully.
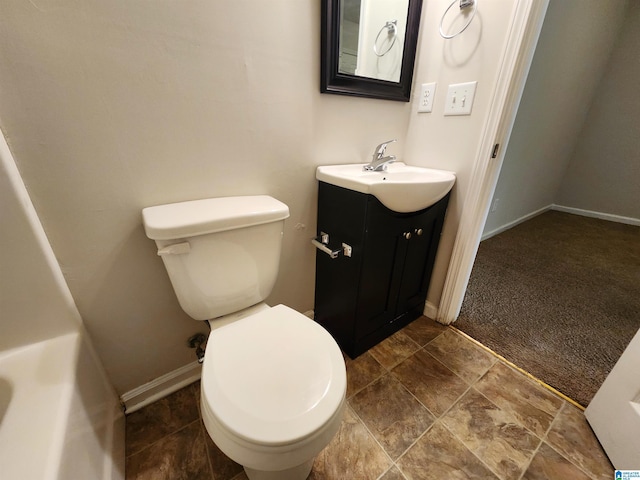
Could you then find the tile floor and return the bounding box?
[125,317,614,480]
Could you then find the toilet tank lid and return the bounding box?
[142,195,290,240]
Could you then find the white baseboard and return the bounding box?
[121,361,202,414]
[482,205,553,241]
[423,301,438,321]
[482,204,638,242]
[551,204,640,226]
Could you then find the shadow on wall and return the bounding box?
[79,223,198,393]
[0,378,11,426]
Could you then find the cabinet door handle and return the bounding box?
[403,231,412,240]
[415,228,423,236]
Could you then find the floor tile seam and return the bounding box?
[427,369,481,423]
[543,401,590,467]
[124,386,201,457]
[348,369,440,457]
[390,420,437,470]
[540,439,602,480]
[369,351,389,372]
[388,367,440,423]
[387,359,463,423]
[437,419,504,480]
[391,350,544,446]
[415,326,448,349]
[547,403,614,479]
[541,403,603,480]
[344,400,397,467]
[397,326,425,348]
[125,418,203,459]
[376,465,408,480]
[388,369,480,466]
[369,343,422,372]
[199,420,216,480]
[346,369,388,401]
[399,326,447,359]
[424,329,499,383]
[540,399,564,443]
[443,385,548,480]
[449,326,586,410]
[366,351,391,373]
[420,345,478,389]
[471,385,550,444]
[469,351,565,430]
[346,329,452,400]
[513,432,547,480]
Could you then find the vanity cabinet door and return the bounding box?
[354,198,410,338]
[395,200,448,315]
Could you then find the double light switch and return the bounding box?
[417,80,477,116]
[444,81,477,116]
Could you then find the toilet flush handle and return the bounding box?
[157,241,191,256]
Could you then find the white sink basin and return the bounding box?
[316,162,456,213]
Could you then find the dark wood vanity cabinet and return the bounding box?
[314,181,450,358]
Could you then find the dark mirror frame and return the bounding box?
[321,0,424,102]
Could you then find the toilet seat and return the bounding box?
[201,304,346,447]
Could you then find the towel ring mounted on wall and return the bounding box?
[374,20,398,57]
[439,0,478,39]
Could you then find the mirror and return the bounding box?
[321,0,423,102]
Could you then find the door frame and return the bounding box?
[435,0,550,324]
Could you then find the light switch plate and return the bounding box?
[444,81,477,116]
[418,82,436,113]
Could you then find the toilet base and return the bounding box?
[244,458,313,480]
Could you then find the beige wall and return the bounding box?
[0,0,524,394]
[405,0,520,305]
[0,133,79,351]
[483,0,629,235]
[557,0,640,219]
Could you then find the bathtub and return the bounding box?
[0,331,125,480]
[1,121,124,478]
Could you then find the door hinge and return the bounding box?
[491,143,500,159]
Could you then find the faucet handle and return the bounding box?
[374,139,397,155]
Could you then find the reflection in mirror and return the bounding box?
[338,0,360,75]
[338,0,409,83]
[321,0,423,102]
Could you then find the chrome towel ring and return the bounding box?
[439,0,478,39]
[374,20,398,57]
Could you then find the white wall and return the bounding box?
[0,0,532,394]
[556,1,640,219]
[0,131,79,351]
[483,0,628,235]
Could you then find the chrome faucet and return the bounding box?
[363,139,397,171]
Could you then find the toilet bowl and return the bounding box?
[200,304,346,480]
[141,195,347,480]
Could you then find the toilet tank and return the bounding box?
[142,196,290,320]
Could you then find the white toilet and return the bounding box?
[142,195,346,480]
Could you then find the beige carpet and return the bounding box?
[455,210,640,407]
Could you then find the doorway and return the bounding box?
[451,0,640,406]
[455,210,640,406]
